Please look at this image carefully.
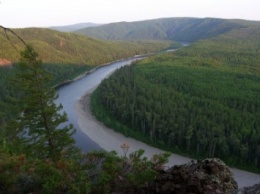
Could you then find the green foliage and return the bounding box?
[1,18,260,192]
[0,63,91,122]
[0,66,16,122]
[6,46,77,161]
[83,149,169,194]
[0,148,89,193]
[0,146,170,193]
[0,45,171,193]
[43,63,92,87]
[0,27,171,126]
[91,28,260,172]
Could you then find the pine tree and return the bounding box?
[8,46,76,161]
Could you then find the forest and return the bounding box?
[0,28,172,65]
[0,27,175,192]
[0,45,170,193]
[0,18,260,192]
[91,26,260,172]
[0,27,174,127]
[0,63,91,122]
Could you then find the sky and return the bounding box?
[0,0,260,28]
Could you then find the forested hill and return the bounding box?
[91,24,260,172]
[75,17,260,42]
[0,28,171,65]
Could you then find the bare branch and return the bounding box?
[0,25,29,51]
[0,25,35,58]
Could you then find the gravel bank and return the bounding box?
[76,91,260,188]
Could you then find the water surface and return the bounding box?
[56,58,141,152]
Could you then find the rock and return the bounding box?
[139,158,238,194]
[0,58,12,67]
[231,183,260,194]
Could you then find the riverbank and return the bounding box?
[54,54,151,90]
[76,90,260,189]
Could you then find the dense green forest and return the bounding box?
[0,63,91,122]
[91,26,260,172]
[1,18,260,192]
[0,46,170,193]
[0,23,177,193]
[0,27,173,126]
[75,17,260,42]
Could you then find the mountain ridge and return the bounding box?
[49,22,102,32]
[75,17,260,42]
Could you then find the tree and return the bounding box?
[7,45,76,161]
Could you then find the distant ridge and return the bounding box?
[49,22,102,32]
[75,17,260,42]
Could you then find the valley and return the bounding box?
[89,18,260,173]
[0,17,259,193]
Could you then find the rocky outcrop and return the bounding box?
[0,58,12,67]
[232,183,260,194]
[138,158,238,194]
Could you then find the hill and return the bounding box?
[75,17,260,42]
[0,28,172,66]
[91,24,260,172]
[0,27,173,123]
[49,22,102,32]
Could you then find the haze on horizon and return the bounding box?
[0,0,260,28]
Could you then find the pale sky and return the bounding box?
[0,0,260,28]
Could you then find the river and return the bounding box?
[55,57,143,152]
[56,57,260,188]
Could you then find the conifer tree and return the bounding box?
[9,45,76,161]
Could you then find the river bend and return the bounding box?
[56,57,260,188]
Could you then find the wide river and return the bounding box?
[55,57,143,152]
[56,57,260,188]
